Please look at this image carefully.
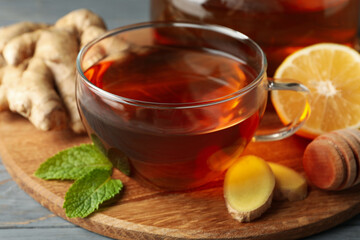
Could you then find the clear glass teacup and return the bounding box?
[76,22,310,190]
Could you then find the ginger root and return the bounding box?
[0,9,106,132]
[0,59,67,130]
[0,22,48,51]
[224,155,309,222]
[268,162,308,201]
[55,8,106,36]
[224,155,275,222]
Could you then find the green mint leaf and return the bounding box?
[35,144,112,180]
[108,148,131,176]
[91,134,107,156]
[63,168,123,218]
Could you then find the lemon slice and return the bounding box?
[271,43,360,139]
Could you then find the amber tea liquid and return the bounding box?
[79,45,264,190]
[151,0,360,75]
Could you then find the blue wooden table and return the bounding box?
[0,1,359,239]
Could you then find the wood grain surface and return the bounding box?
[0,111,360,240]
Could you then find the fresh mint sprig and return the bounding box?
[35,141,127,218]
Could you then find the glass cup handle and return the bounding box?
[253,79,311,142]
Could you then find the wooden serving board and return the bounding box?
[1,111,360,240]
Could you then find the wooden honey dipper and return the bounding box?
[303,128,360,191]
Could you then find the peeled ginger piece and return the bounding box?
[268,162,308,201]
[224,155,275,222]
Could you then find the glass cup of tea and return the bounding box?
[76,22,310,190]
